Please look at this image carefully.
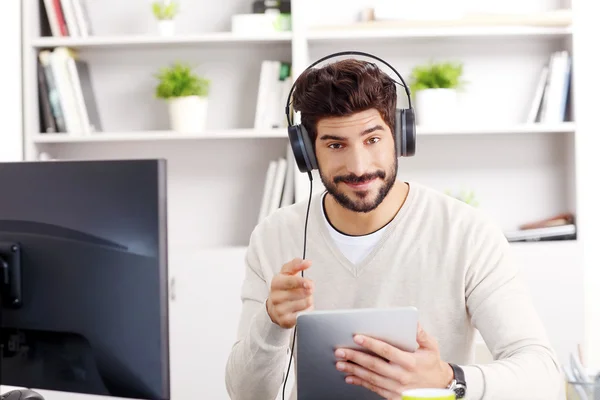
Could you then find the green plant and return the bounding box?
[154,62,210,99]
[152,1,178,20]
[409,61,465,92]
[445,188,479,207]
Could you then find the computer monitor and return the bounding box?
[0,159,170,400]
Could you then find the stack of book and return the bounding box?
[526,50,572,124]
[257,147,295,223]
[41,0,93,37]
[504,213,576,242]
[254,60,293,130]
[37,47,102,135]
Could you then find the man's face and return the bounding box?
[315,108,398,213]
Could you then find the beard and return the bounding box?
[320,157,398,213]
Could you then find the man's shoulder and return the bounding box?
[410,182,506,243]
[258,196,313,228]
[249,193,319,245]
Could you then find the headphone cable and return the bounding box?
[282,170,313,400]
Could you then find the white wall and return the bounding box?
[0,0,23,162]
[571,0,600,370]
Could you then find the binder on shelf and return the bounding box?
[37,58,59,133]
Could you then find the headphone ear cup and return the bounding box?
[396,108,416,157]
[288,124,318,172]
[300,125,318,170]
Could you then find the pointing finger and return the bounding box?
[281,259,311,275]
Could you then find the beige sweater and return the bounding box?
[225,181,561,400]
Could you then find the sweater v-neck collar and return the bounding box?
[311,181,417,277]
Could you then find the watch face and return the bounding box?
[455,384,466,398]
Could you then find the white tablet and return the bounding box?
[296,306,419,400]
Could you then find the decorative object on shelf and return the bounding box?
[360,7,375,22]
[445,188,479,207]
[154,62,211,133]
[409,61,466,127]
[152,0,179,36]
[233,0,291,34]
[252,0,291,14]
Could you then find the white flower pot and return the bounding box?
[157,20,175,36]
[168,96,208,133]
[415,88,459,127]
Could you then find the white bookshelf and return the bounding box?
[22,0,581,241]
[16,0,600,397]
[31,128,289,143]
[416,121,575,135]
[0,0,22,162]
[31,32,292,48]
[307,26,572,41]
[29,122,575,144]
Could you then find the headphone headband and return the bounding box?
[284,50,413,126]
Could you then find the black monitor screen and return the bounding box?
[0,159,169,400]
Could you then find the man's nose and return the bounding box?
[344,147,370,177]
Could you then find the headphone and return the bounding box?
[285,50,417,175]
[280,51,417,400]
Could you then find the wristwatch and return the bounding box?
[447,363,467,399]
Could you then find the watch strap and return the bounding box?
[449,363,465,385]
[448,363,466,398]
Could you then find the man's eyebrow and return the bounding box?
[361,125,385,135]
[319,125,385,141]
[319,134,346,141]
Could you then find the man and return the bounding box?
[225,58,561,400]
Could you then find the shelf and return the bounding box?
[307,26,572,42]
[31,123,574,144]
[29,32,293,49]
[31,128,289,143]
[417,122,575,136]
[509,238,578,247]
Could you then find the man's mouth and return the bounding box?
[343,177,377,190]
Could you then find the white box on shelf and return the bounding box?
[231,13,290,34]
[373,0,468,21]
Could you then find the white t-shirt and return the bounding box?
[320,192,388,265]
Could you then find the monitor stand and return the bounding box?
[1,389,44,400]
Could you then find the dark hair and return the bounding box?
[291,58,397,145]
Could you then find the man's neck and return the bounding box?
[324,180,409,236]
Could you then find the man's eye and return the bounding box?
[367,137,380,144]
[328,143,342,149]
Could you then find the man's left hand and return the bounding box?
[334,324,454,399]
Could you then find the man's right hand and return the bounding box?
[266,258,314,329]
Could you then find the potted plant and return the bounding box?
[409,61,466,127]
[155,62,211,133]
[152,1,179,36]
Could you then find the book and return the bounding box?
[254,60,292,129]
[41,0,93,37]
[527,50,572,123]
[37,47,102,135]
[504,224,576,242]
